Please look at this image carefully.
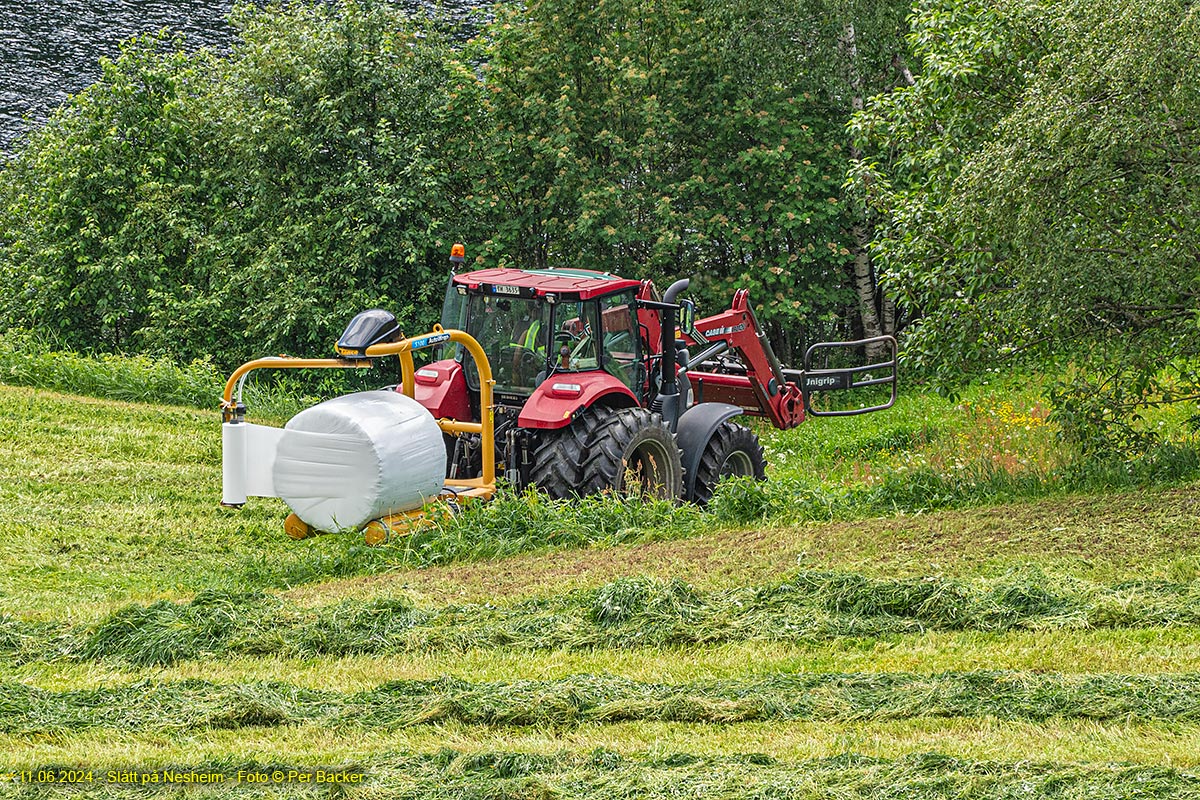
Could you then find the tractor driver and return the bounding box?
[511,308,543,354]
[509,304,546,385]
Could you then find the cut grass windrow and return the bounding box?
[3,672,1200,735]
[5,752,1200,799]
[4,571,1200,667]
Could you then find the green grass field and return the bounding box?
[2,374,1200,798]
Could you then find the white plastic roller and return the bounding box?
[265,391,445,532]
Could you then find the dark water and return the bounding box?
[0,0,482,152]
[0,1,236,149]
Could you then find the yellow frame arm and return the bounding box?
[220,326,496,496]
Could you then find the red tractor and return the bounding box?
[406,247,896,504]
[220,245,895,539]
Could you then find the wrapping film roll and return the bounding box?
[221,422,284,506]
[222,391,446,532]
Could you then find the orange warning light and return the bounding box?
[450,243,466,263]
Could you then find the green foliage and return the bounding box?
[0,35,207,354]
[0,328,221,407]
[850,0,1200,446]
[0,328,370,417]
[180,1,485,362]
[473,0,879,352]
[0,3,484,366]
[1048,367,1164,458]
[0,0,918,367]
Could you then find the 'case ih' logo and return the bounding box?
[702,323,747,337]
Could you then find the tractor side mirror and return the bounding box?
[678,299,697,338]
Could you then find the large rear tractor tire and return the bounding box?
[690,421,766,505]
[579,408,683,500]
[526,407,613,499]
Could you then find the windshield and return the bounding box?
[463,294,551,394]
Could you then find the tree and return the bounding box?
[0,0,919,367]
[182,1,486,362]
[0,34,212,353]
[0,2,486,366]
[709,0,913,354]
[852,0,1200,447]
[473,0,912,358]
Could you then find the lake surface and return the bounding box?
[0,0,236,149]
[0,0,482,151]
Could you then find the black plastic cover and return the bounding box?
[337,309,401,357]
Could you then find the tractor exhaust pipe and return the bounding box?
[655,278,690,431]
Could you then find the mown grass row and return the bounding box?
[4,671,1200,735]
[5,571,1200,667]
[7,752,1199,799]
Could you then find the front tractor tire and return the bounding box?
[690,421,766,505]
[579,408,683,500]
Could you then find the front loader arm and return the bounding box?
[682,290,806,430]
[682,289,897,427]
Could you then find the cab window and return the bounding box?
[463,294,551,394]
[551,300,599,371]
[598,290,640,393]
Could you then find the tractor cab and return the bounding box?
[441,267,652,409]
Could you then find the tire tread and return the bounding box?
[690,421,766,505]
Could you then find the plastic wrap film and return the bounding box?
[221,422,286,505]
[272,391,446,532]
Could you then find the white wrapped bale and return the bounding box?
[272,391,445,533]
